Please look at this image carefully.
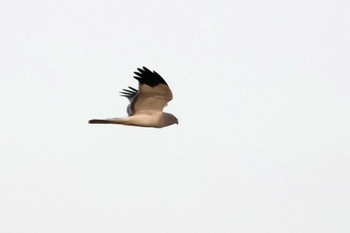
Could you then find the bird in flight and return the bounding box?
[89,66,178,128]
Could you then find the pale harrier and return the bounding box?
[89,67,178,128]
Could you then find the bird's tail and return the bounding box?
[88,118,127,124]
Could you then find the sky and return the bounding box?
[1,0,349,232]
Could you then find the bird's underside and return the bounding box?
[89,66,178,128]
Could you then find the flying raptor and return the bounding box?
[89,66,178,128]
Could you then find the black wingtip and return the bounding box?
[133,66,168,87]
[119,86,138,99]
[142,66,151,72]
[128,86,138,91]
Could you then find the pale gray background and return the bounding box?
[1,0,349,232]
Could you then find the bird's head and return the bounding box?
[163,113,179,127]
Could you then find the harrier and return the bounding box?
[89,67,178,128]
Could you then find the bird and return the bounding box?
[89,66,178,128]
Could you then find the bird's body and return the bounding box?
[89,67,178,128]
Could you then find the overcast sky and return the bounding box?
[1,0,349,232]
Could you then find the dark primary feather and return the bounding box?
[133,66,168,87]
[120,86,138,102]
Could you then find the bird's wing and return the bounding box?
[125,66,173,116]
[120,86,138,102]
[120,86,139,115]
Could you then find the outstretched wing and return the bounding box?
[120,86,138,102]
[120,86,139,115]
[123,66,173,116]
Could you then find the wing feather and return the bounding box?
[120,86,138,102]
